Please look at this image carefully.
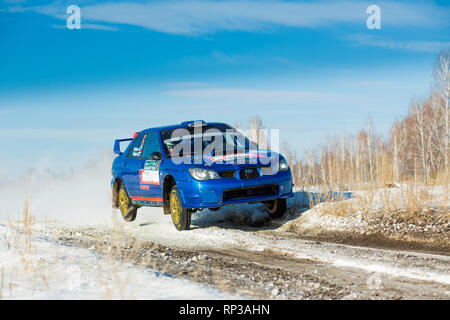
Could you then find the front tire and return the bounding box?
[264,198,286,218]
[118,184,138,222]
[169,186,191,231]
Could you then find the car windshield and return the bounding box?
[161,124,250,158]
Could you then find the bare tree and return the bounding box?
[366,118,374,182]
[248,115,268,149]
[433,50,450,177]
[391,121,400,182]
[413,99,429,183]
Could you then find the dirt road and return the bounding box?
[36,206,450,300]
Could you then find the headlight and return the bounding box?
[188,168,220,180]
[279,158,289,172]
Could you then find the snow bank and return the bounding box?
[280,185,449,249]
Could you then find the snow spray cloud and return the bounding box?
[0,150,117,225]
[192,203,270,227]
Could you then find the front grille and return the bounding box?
[223,184,278,202]
[239,167,260,180]
[219,170,236,178]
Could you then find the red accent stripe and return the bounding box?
[131,196,163,201]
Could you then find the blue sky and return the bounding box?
[0,0,449,178]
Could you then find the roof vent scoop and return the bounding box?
[181,120,207,127]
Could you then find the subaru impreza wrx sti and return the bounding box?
[111,120,293,231]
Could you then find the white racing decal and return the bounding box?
[139,160,160,185]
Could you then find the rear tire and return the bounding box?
[264,198,286,218]
[169,186,191,231]
[118,184,138,222]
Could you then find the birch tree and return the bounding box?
[433,50,450,177]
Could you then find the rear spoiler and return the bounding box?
[114,138,133,155]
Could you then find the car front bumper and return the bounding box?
[176,170,294,209]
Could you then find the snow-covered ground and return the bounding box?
[0,224,241,299]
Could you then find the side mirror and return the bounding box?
[150,152,162,160]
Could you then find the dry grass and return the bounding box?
[1,195,54,297]
[303,180,449,243]
[353,182,449,224]
[8,194,37,274]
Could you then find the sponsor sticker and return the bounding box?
[211,152,267,162]
[139,160,160,185]
[132,135,147,157]
[132,147,142,157]
[144,159,160,171]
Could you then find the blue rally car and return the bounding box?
[111,120,293,231]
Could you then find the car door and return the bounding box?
[139,132,163,201]
[121,133,148,198]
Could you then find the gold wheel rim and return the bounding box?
[119,188,129,216]
[170,191,181,225]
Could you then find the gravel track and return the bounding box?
[34,207,450,300]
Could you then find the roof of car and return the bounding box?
[139,121,230,134]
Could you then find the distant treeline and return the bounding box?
[241,50,449,189]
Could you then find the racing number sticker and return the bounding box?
[139,160,160,185]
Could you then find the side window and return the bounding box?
[128,134,147,158]
[142,132,161,159]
